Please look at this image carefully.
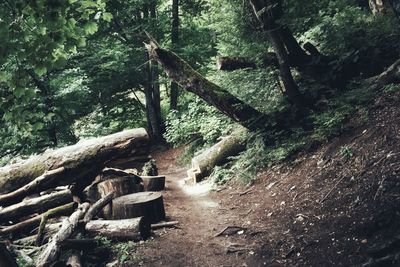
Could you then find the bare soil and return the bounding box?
[131,91,400,267]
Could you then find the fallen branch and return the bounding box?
[37,202,90,267]
[151,221,179,230]
[214,226,247,237]
[0,202,75,236]
[319,176,347,203]
[83,192,114,223]
[0,190,73,222]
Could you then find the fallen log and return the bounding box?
[37,203,90,267]
[83,192,114,223]
[188,128,247,183]
[0,128,149,195]
[0,190,73,223]
[111,192,165,223]
[0,202,76,236]
[217,56,256,71]
[141,175,165,191]
[0,167,65,206]
[85,217,151,241]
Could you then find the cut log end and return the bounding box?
[111,192,165,223]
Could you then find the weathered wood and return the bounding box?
[66,253,82,267]
[85,217,151,241]
[189,129,247,183]
[83,192,114,223]
[0,190,73,223]
[151,221,179,230]
[217,57,256,71]
[37,203,90,267]
[0,202,75,236]
[141,175,165,191]
[13,222,63,246]
[0,129,149,195]
[83,168,143,203]
[0,167,65,206]
[111,192,165,223]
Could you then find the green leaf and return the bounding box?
[84,22,98,35]
[102,12,113,22]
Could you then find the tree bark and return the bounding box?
[111,192,165,223]
[368,58,400,87]
[85,217,151,241]
[170,0,180,110]
[0,190,73,223]
[0,128,149,195]
[249,0,307,109]
[146,41,271,132]
[141,175,166,191]
[37,203,90,267]
[217,57,257,71]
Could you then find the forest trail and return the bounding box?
[135,147,266,267]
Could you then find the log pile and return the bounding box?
[0,128,172,266]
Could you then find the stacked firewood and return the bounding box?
[0,129,174,266]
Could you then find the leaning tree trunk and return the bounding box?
[0,128,149,195]
[146,41,271,132]
[248,0,307,110]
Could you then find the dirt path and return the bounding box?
[135,147,266,267]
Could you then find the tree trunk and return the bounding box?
[248,0,307,109]
[146,41,271,132]
[111,192,165,223]
[141,175,166,191]
[268,26,307,109]
[170,0,180,110]
[0,128,149,195]
[85,217,151,241]
[37,203,90,267]
[0,190,73,223]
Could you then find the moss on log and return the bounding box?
[0,129,149,195]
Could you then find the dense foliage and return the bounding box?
[1,0,399,185]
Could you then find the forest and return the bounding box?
[1,0,400,266]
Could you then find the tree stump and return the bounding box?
[97,177,143,219]
[141,176,165,191]
[111,192,165,223]
[85,217,151,241]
